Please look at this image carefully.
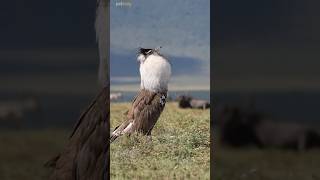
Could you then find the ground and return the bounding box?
[213,132,320,180]
[0,129,68,180]
[1,102,318,180]
[110,102,210,179]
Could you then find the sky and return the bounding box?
[0,0,99,94]
[0,0,320,94]
[0,0,96,49]
[110,0,210,91]
[213,0,320,91]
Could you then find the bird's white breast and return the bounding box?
[139,54,171,92]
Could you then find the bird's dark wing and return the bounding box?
[131,90,166,135]
[48,87,109,180]
[110,89,166,142]
[46,0,110,179]
[96,0,109,87]
[110,90,145,142]
[69,91,102,138]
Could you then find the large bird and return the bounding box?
[110,47,171,142]
[46,0,110,179]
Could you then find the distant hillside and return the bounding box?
[110,52,204,77]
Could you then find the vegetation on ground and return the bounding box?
[213,131,320,180]
[110,102,210,179]
[1,103,319,180]
[0,129,68,180]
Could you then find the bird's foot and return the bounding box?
[146,135,152,143]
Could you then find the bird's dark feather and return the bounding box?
[47,87,109,180]
[139,48,153,55]
[110,89,167,142]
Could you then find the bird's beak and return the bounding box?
[155,46,162,52]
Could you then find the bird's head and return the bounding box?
[137,47,162,63]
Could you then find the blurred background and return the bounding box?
[213,0,320,179]
[0,1,99,179]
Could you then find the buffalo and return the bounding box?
[217,106,320,151]
[176,95,210,110]
[0,97,40,128]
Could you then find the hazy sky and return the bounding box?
[0,0,96,49]
[1,0,320,94]
[214,0,320,91]
[0,0,99,94]
[110,0,210,91]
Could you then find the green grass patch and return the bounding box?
[110,102,210,179]
[1,103,320,180]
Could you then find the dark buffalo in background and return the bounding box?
[216,105,320,151]
[176,95,210,109]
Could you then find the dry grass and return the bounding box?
[110,102,211,179]
[213,131,320,180]
[0,129,68,180]
[1,103,319,180]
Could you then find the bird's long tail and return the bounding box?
[110,126,120,143]
[110,134,118,143]
[110,120,133,143]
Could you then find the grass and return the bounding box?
[213,132,320,180]
[110,102,211,179]
[3,102,318,180]
[0,129,69,180]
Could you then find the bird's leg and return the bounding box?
[146,132,152,142]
